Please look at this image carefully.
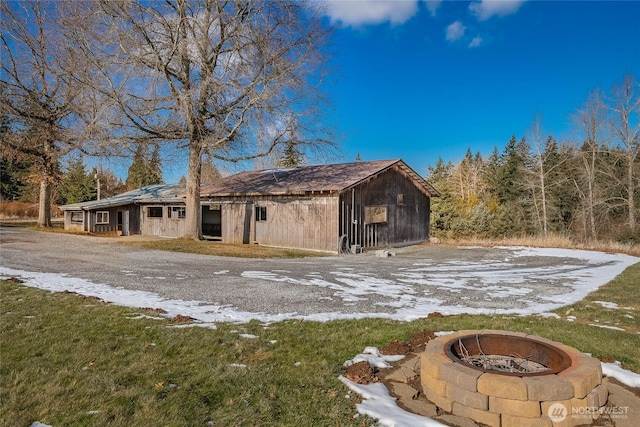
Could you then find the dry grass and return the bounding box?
[121,238,329,259]
[0,202,62,219]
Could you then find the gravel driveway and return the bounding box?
[1,226,637,323]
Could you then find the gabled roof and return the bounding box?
[200,159,440,198]
[60,183,186,211]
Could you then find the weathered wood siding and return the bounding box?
[339,165,431,249]
[254,196,339,252]
[213,196,339,252]
[64,210,88,232]
[140,204,185,237]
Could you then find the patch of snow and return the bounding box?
[294,362,302,367]
[229,363,247,368]
[588,324,625,331]
[168,323,217,329]
[239,333,259,339]
[566,316,577,322]
[602,361,640,388]
[344,346,405,370]
[538,312,561,318]
[30,423,52,427]
[338,376,446,427]
[593,301,619,309]
[127,314,164,320]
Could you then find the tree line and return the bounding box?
[427,74,639,244]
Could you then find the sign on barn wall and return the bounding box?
[365,206,388,224]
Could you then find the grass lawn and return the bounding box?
[1,262,639,426]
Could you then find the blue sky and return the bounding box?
[320,0,640,176]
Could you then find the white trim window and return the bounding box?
[96,211,109,224]
[171,206,186,219]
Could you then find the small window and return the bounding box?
[397,194,404,205]
[171,206,186,219]
[255,206,267,222]
[71,211,83,223]
[96,211,109,224]
[148,206,163,218]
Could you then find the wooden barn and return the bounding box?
[60,184,186,236]
[199,159,440,252]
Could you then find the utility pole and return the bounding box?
[94,172,101,200]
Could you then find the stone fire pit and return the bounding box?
[421,330,608,426]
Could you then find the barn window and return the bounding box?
[171,206,186,219]
[397,193,404,205]
[148,206,163,218]
[96,211,109,224]
[255,206,267,222]
[364,206,387,224]
[71,211,83,223]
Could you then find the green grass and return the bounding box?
[2,263,639,426]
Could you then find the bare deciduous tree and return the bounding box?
[74,0,333,239]
[1,0,104,226]
[609,74,640,232]
[572,89,611,240]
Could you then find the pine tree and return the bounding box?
[58,157,96,204]
[278,140,303,168]
[125,143,164,189]
[201,154,222,183]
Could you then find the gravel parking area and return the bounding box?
[1,226,637,322]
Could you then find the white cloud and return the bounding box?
[322,0,420,26]
[445,21,466,42]
[423,0,443,16]
[469,0,527,21]
[468,36,483,47]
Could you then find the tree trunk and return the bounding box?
[183,141,203,240]
[37,178,51,227]
[629,164,636,231]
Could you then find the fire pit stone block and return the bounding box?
[439,361,483,392]
[477,373,528,400]
[523,375,575,401]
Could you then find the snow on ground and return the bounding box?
[1,247,637,324]
[3,247,639,427]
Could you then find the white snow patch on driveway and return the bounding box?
[1,247,638,324]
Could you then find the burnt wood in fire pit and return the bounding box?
[445,333,572,377]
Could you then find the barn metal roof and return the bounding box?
[199,159,440,198]
[60,183,186,211]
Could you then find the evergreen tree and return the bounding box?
[278,140,303,168]
[125,143,164,189]
[201,154,222,183]
[427,158,457,237]
[58,157,96,204]
[0,158,31,201]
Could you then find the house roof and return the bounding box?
[200,159,440,198]
[60,183,186,211]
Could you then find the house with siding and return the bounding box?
[61,159,439,253]
[60,183,186,236]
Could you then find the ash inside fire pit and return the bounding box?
[446,333,571,376]
[461,352,550,374]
